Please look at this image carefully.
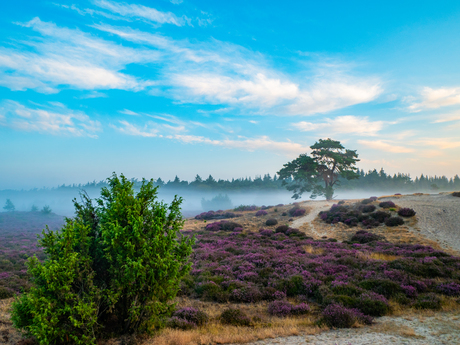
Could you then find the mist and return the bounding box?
[0,187,444,219]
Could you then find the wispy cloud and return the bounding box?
[358,140,415,153]
[0,100,101,137]
[0,18,155,93]
[292,115,385,136]
[408,87,460,112]
[113,120,158,137]
[113,120,308,155]
[432,111,460,123]
[95,25,382,115]
[92,0,189,26]
[414,138,460,150]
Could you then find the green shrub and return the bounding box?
[265,218,278,226]
[331,283,361,297]
[358,279,402,298]
[385,216,405,227]
[11,173,195,345]
[328,295,358,308]
[219,308,251,326]
[0,286,15,299]
[414,293,442,310]
[357,292,390,316]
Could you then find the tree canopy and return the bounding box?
[278,138,360,200]
[12,173,194,344]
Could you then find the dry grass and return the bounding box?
[368,252,400,261]
[354,251,400,261]
[135,296,329,345]
[388,296,460,318]
[303,245,325,255]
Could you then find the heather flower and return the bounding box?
[401,284,418,297]
[398,208,416,217]
[321,304,373,328]
[167,316,197,330]
[436,282,460,296]
[379,201,395,208]
[172,307,208,326]
[267,300,292,317]
[256,210,268,217]
[291,303,310,315]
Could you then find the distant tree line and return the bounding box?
[40,169,460,193]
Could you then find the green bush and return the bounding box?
[11,173,194,345]
[219,308,251,326]
[358,279,402,298]
[414,293,442,310]
[0,286,15,299]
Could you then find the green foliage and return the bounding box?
[3,199,15,212]
[0,286,15,299]
[278,139,360,200]
[358,279,402,298]
[219,308,251,326]
[414,293,442,310]
[11,173,194,344]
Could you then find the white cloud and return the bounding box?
[432,111,460,123]
[77,91,108,99]
[113,120,308,155]
[169,134,308,155]
[408,87,460,112]
[0,100,101,137]
[414,138,460,150]
[119,109,140,116]
[287,80,381,115]
[0,18,155,93]
[173,73,299,107]
[113,120,158,137]
[358,140,414,153]
[292,116,385,136]
[92,0,188,26]
[94,24,382,115]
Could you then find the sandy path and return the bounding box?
[254,193,460,345]
[290,201,332,238]
[245,311,460,345]
[380,193,460,253]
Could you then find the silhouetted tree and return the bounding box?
[3,199,15,212]
[278,138,360,200]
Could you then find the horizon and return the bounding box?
[2,1,460,190]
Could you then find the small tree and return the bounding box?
[3,199,15,212]
[40,205,52,214]
[30,205,38,212]
[278,138,360,200]
[12,173,194,344]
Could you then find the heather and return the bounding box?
[0,211,64,297]
[181,228,460,323]
[319,199,415,229]
[195,210,241,220]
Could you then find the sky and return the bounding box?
[1,0,460,189]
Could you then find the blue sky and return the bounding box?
[1,0,460,189]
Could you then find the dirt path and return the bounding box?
[245,311,460,345]
[380,193,460,253]
[290,201,332,238]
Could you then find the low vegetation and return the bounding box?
[319,199,416,229]
[10,174,194,345]
[2,189,460,344]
